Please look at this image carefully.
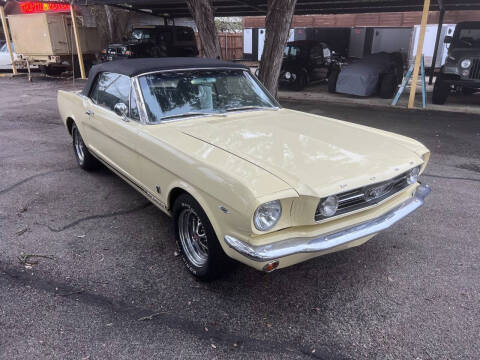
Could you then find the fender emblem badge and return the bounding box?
[219,206,230,214]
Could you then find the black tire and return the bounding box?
[328,70,339,93]
[292,72,307,91]
[379,73,397,99]
[173,193,231,281]
[40,65,63,76]
[432,75,450,105]
[71,123,100,171]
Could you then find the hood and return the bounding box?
[282,57,307,70]
[176,109,424,197]
[448,48,480,59]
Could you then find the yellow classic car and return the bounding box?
[57,58,431,280]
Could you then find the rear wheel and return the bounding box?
[379,73,397,98]
[433,75,450,105]
[173,193,231,281]
[328,70,339,93]
[71,123,99,171]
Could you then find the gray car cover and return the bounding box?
[335,53,397,96]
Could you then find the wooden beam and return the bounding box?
[0,5,17,75]
[70,4,86,79]
[408,0,430,109]
[231,0,267,13]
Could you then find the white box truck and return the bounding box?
[8,12,101,75]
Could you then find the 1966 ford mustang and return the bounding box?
[57,58,431,280]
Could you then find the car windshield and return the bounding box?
[130,29,155,40]
[284,45,304,58]
[175,28,195,42]
[138,69,279,123]
[454,27,480,48]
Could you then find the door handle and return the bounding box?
[85,110,94,116]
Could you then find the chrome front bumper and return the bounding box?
[224,184,431,262]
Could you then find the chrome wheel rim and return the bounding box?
[178,208,209,267]
[73,127,85,163]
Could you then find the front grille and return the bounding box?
[315,170,411,222]
[469,58,480,80]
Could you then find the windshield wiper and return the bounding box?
[224,105,278,112]
[160,111,227,121]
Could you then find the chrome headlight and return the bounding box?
[407,166,421,185]
[284,71,292,80]
[461,59,471,69]
[254,200,282,231]
[318,195,338,218]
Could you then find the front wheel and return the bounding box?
[71,123,99,171]
[173,194,231,281]
[379,73,397,99]
[432,75,450,105]
[292,72,307,91]
[328,70,339,93]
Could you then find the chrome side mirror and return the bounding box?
[114,102,128,121]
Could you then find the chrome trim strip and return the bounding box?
[132,76,148,125]
[135,66,250,77]
[338,192,365,204]
[224,184,431,262]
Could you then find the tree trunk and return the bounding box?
[104,5,115,43]
[186,0,222,59]
[259,0,297,97]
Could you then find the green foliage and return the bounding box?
[215,17,242,33]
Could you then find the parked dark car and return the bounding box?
[329,52,404,98]
[433,21,480,104]
[273,40,346,91]
[100,26,199,62]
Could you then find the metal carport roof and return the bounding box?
[82,0,480,17]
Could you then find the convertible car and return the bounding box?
[57,58,430,280]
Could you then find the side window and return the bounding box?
[90,72,131,112]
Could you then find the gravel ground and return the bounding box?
[0,76,479,360]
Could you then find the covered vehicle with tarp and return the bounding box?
[330,52,404,98]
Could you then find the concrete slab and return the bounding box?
[0,76,479,360]
[279,81,480,115]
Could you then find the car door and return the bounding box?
[83,72,143,184]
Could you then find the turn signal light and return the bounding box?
[263,260,279,272]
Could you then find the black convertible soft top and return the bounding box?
[82,57,249,96]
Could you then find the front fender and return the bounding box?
[164,180,251,257]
